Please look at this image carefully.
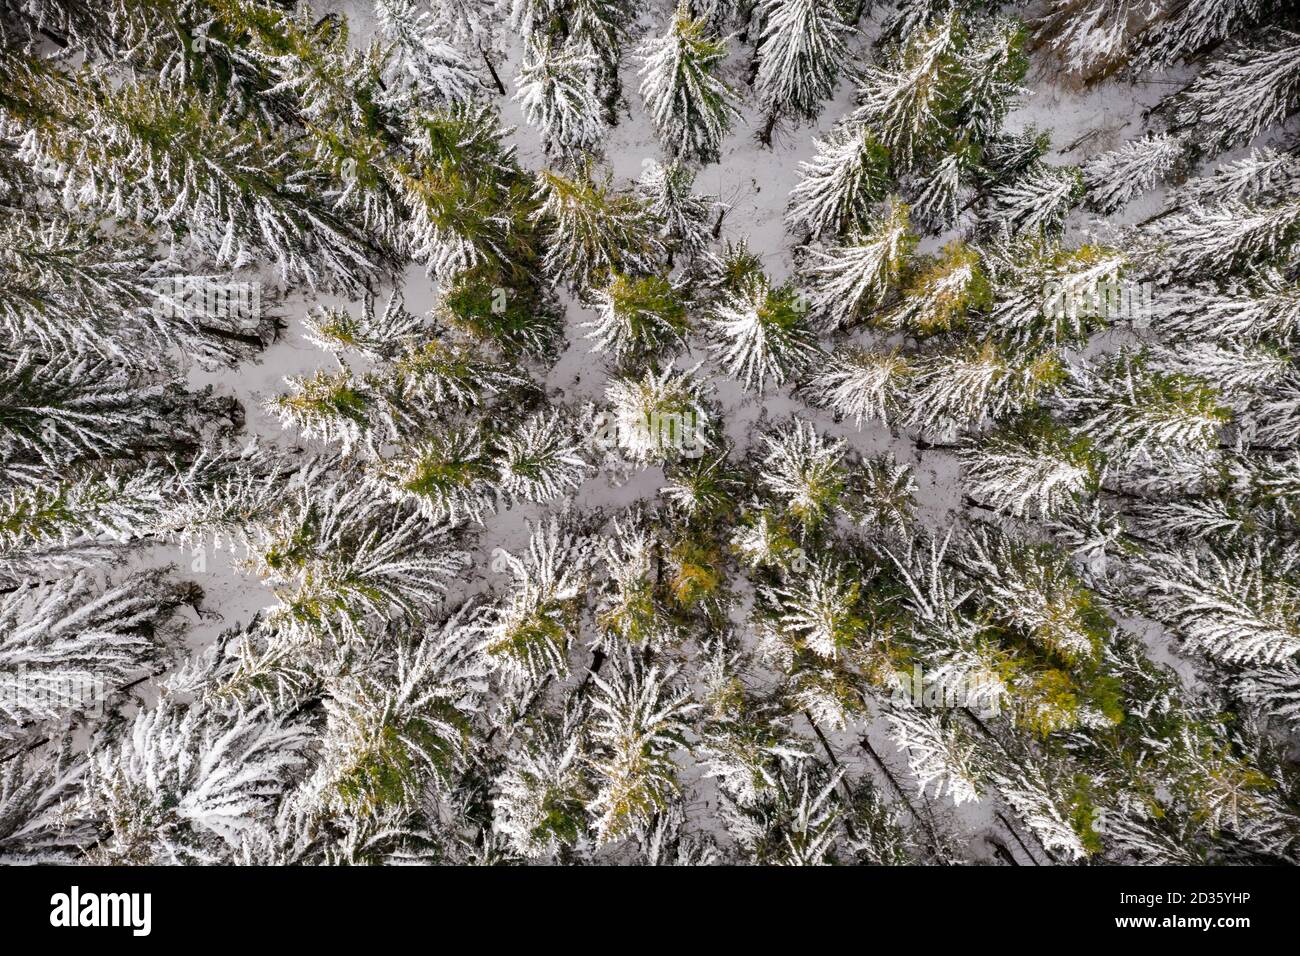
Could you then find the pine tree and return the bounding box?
[722,757,843,864]
[479,520,588,683]
[0,351,213,469]
[1061,349,1230,462]
[961,526,1109,663]
[603,365,712,464]
[984,240,1128,348]
[370,426,498,524]
[950,17,1028,144]
[885,706,985,806]
[494,410,590,504]
[754,0,853,145]
[514,35,606,156]
[765,557,864,659]
[1172,147,1300,208]
[0,743,88,863]
[315,605,489,818]
[373,0,482,104]
[1146,197,1300,279]
[1169,31,1300,152]
[698,641,810,806]
[584,272,691,359]
[168,473,467,646]
[396,104,536,281]
[910,138,981,229]
[493,702,592,858]
[1144,544,1300,666]
[534,165,664,286]
[638,2,741,162]
[2,52,384,292]
[807,345,912,427]
[661,452,741,522]
[437,263,564,358]
[1035,0,1146,76]
[758,418,848,534]
[1083,132,1186,214]
[596,516,680,648]
[394,336,531,408]
[960,414,1099,518]
[905,342,1064,437]
[854,10,963,172]
[707,275,822,392]
[0,213,262,363]
[266,367,382,457]
[881,240,990,335]
[81,698,310,864]
[638,160,717,264]
[988,162,1084,237]
[1139,0,1274,68]
[587,651,696,844]
[852,453,918,536]
[786,121,891,240]
[803,198,915,328]
[992,758,1089,862]
[565,0,631,107]
[0,571,188,740]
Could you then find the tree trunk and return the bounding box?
[996,811,1043,866]
[480,45,506,96]
[858,733,944,853]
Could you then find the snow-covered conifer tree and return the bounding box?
[493,703,592,858]
[786,121,891,240]
[587,652,696,844]
[81,699,310,864]
[1169,32,1300,152]
[885,706,984,806]
[854,10,963,172]
[514,36,606,156]
[988,163,1085,237]
[1061,349,1229,462]
[1083,132,1186,214]
[534,165,665,285]
[722,757,844,864]
[882,241,989,335]
[707,275,822,391]
[638,3,742,162]
[638,160,717,264]
[479,520,588,683]
[604,365,712,465]
[584,272,691,359]
[906,343,1064,437]
[316,606,488,818]
[764,557,864,659]
[960,414,1099,518]
[374,0,482,104]
[754,0,853,144]
[806,345,912,427]
[3,0,1299,874]
[0,572,187,740]
[371,426,498,523]
[758,418,848,534]
[494,410,589,503]
[803,198,915,328]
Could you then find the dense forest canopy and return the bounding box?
[0,0,1298,866]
